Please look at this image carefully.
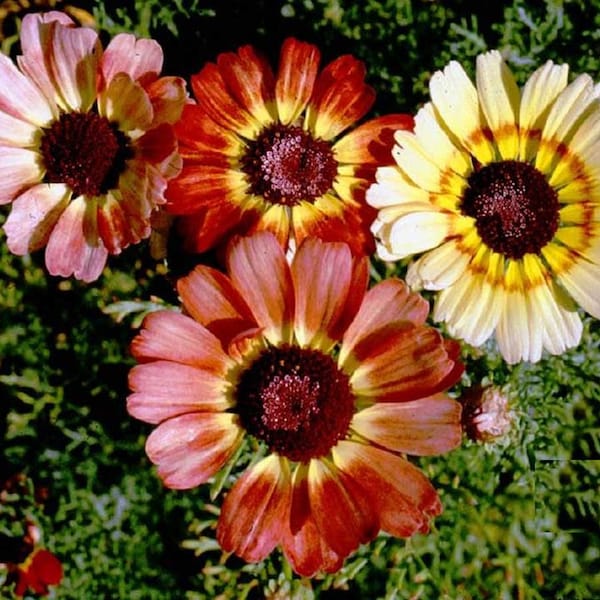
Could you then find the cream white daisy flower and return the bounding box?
[368,50,600,364]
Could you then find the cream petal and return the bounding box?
[351,395,462,455]
[433,266,504,347]
[412,103,471,177]
[556,257,600,319]
[406,239,470,291]
[476,50,520,160]
[366,174,432,210]
[0,146,43,203]
[145,413,243,489]
[429,59,495,164]
[384,211,450,257]
[3,183,69,253]
[392,132,445,192]
[519,61,569,161]
[536,74,596,178]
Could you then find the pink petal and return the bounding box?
[3,183,70,253]
[282,464,345,577]
[101,34,163,86]
[146,76,187,125]
[0,110,39,146]
[0,53,54,126]
[332,441,442,537]
[177,265,257,348]
[99,72,153,131]
[45,196,108,281]
[0,146,43,204]
[349,325,457,402]
[131,310,233,373]
[275,38,320,125]
[48,19,100,111]
[216,44,276,124]
[307,459,379,557]
[227,232,295,345]
[127,360,232,424]
[351,395,463,455]
[17,13,73,111]
[339,278,430,368]
[291,237,367,349]
[96,192,141,254]
[145,412,243,489]
[217,455,291,563]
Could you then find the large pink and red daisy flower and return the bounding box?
[0,11,187,281]
[165,37,412,257]
[127,231,463,576]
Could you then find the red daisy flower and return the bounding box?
[0,11,187,281]
[127,231,463,576]
[13,548,63,597]
[165,37,412,256]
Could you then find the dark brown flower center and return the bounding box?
[40,112,132,198]
[240,124,337,206]
[236,344,354,462]
[461,160,559,259]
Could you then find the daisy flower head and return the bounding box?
[368,51,600,364]
[0,11,187,281]
[165,37,413,257]
[127,231,463,576]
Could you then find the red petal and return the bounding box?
[145,412,243,489]
[217,44,276,124]
[307,55,375,140]
[226,232,295,345]
[190,62,257,137]
[291,193,376,256]
[332,441,442,537]
[308,459,379,557]
[334,113,415,166]
[217,455,291,563]
[29,549,63,586]
[174,104,241,158]
[281,465,344,576]
[275,38,320,125]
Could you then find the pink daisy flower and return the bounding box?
[0,11,187,281]
[127,231,463,576]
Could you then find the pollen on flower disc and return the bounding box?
[236,344,354,462]
[241,124,337,206]
[461,160,560,259]
[40,112,132,198]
